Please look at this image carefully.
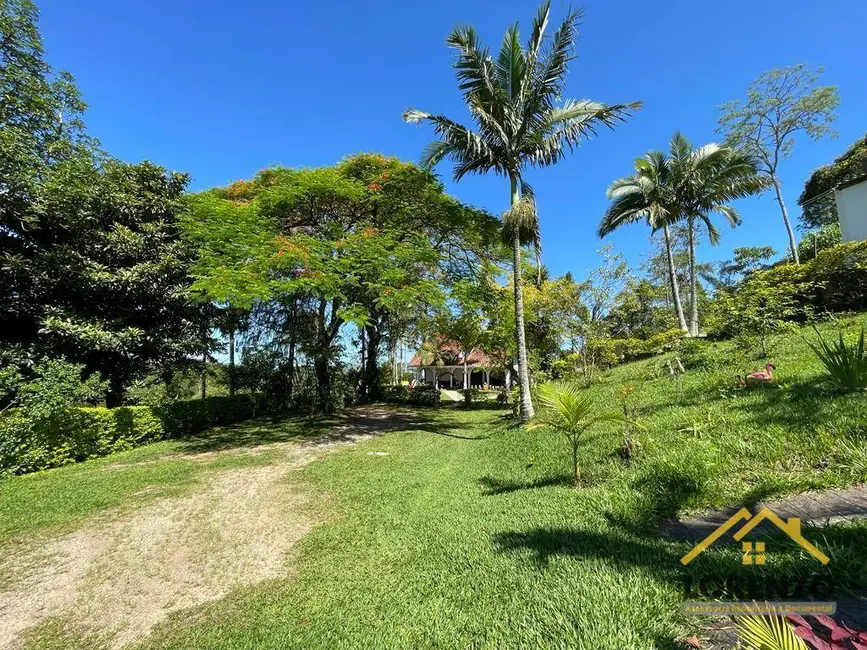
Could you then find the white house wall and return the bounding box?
[836,180,867,242]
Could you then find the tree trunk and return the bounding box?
[572,438,581,488]
[105,376,125,408]
[228,329,235,396]
[201,348,207,400]
[359,327,367,397]
[314,354,332,414]
[663,223,689,333]
[772,176,800,265]
[286,298,298,401]
[510,175,535,422]
[314,298,333,413]
[687,217,699,337]
[363,324,383,401]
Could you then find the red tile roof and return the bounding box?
[408,341,493,367]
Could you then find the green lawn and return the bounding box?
[8,316,867,649]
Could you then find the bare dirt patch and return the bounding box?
[0,406,396,650]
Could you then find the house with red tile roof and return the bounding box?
[408,341,510,389]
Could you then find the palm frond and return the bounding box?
[496,24,526,101]
[404,110,497,176]
[446,25,501,109]
[528,6,583,106]
[736,613,808,650]
[542,100,641,153]
[525,0,550,66]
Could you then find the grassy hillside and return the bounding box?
[113,316,867,650]
[8,315,867,649]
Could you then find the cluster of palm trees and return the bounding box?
[403,2,768,421]
[599,134,770,335]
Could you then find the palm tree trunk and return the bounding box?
[510,175,534,422]
[687,217,699,336]
[663,223,689,333]
[772,176,799,265]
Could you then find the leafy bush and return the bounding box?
[641,328,686,356]
[0,393,281,476]
[708,278,801,356]
[459,388,480,408]
[797,222,842,262]
[380,385,440,407]
[3,358,107,415]
[156,394,262,437]
[676,338,720,370]
[745,241,867,315]
[1,407,163,475]
[806,327,867,392]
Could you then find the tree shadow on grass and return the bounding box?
[478,475,573,495]
[492,521,867,601]
[729,380,845,431]
[177,404,471,454]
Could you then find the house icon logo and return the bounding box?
[680,506,830,566]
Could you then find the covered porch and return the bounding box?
[414,365,509,389]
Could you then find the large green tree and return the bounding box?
[186,157,498,411]
[1,0,201,405]
[718,64,839,264]
[403,1,638,421]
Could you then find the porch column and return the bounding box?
[433,368,437,387]
[505,368,511,388]
[485,370,489,387]
[449,372,454,388]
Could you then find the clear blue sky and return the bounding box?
[38,0,867,281]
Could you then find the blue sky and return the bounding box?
[38,0,867,281]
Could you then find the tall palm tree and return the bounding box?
[403,2,639,421]
[600,134,768,336]
[599,151,690,333]
[668,133,770,335]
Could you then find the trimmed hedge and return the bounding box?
[380,385,440,407]
[0,394,277,476]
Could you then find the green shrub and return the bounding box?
[459,388,480,408]
[0,407,163,475]
[643,328,687,355]
[806,327,867,392]
[380,385,440,407]
[0,393,281,476]
[744,241,867,315]
[155,394,261,437]
[676,338,719,370]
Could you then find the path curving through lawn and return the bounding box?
[0,405,396,650]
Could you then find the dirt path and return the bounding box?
[0,405,397,650]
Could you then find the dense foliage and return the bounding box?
[0,393,279,475]
[185,156,500,413]
[0,0,204,407]
[799,134,867,230]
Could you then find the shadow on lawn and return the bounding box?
[177,404,470,454]
[492,521,867,601]
[478,475,572,495]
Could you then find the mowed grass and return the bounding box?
[126,316,867,650]
[8,315,867,649]
[0,414,344,549]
